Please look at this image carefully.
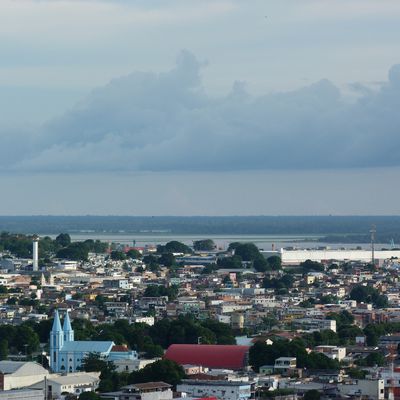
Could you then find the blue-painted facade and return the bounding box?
[50,311,137,373]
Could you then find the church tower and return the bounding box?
[63,310,74,342]
[50,309,63,372]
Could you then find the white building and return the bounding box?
[113,358,159,373]
[56,261,78,270]
[293,318,336,333]
[134,316,155,326]
[338,379,384,400]
[0,361,48,391]
[177,379,255,400]
[0,389,44,400]
[315,345,346,361]
[274,357,297,373]
[30,372,100,398]
[271,249,400,265]
[102,382,173,400]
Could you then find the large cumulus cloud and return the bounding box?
[3,50,400,172]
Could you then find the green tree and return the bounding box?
[79,393,101,400]
[159,253,176,267]
[300,260,324,272]
[231,243,261,261]
[110,251,127,261]
[357,352,385,367]
[217,255,243,269]
[129,359,185,387]
[267,256,282,270]
[350,285,388,308]
[57,242,89,261]
[55,233,71,247]
[0,339,8,360]
[347,368,367,379]
[164,241,191,254]
[253,256,270,272]
[126,249,142,259]
[193,240,215,251]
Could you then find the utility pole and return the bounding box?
[370,225,376,266]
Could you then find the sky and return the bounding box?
[0,0,400,215]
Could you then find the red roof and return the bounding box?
[111,345,129,352]
[164,344,249,370]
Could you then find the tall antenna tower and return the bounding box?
[370,224,376,265]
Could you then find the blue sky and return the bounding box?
[0,0,399,215]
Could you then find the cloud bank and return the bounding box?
[2,50,400,172]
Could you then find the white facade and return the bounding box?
[276,249,400,265]
[177,380,255,400]
[30,372,100,398]
[134,316,155,326]
[315,345,346,361]
[338,379,384,400]
[0,389,44,400]
[0,361,48,391]
[293,318,337,333]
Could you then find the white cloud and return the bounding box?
[2,50,399,173]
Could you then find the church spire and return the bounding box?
[63,310,74,342]
[50,309,64,372]
[52,309,62,332]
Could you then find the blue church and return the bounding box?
[50,310,137,373]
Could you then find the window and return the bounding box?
[53,351,57,362]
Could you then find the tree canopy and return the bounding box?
[350,285,389,308]
[193,239,216,251]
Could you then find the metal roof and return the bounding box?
[165,344,249,370]
[61,341,114,353]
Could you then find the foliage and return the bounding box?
[144,285,178,300]
[0,339,8,360]
[149,316,235,348]
[129,359,185,387]
[300,260,324,272]
[57,242,89,261]
[249,339,339,372]
[230,243,261,261]
[347,368,367,379]
[263,275,295,292]
[157,241,191,254]
[126,249,142,259]
[201,264,218,274]
[80,352,128,393]
[193,239,215,251]
[217,255,243,269]
[349,285,388,308]
[55,233,71,247]
[159,253,176,267]
[0,232,33,257]
[356,351,385,367]
[267,256,282,270]
[110,250,127,261]
[0,323,40,355]
[79,393,101,400]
